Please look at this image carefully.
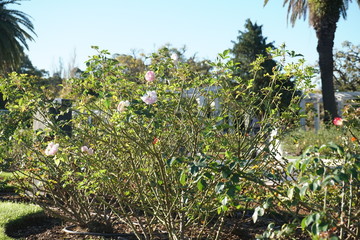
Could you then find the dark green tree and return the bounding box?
[264,0,360,121]
[230,19,297,111]
[333,41,360,91]
[231,18,276,84]
[18,54,48,77]
[0,0,36,74]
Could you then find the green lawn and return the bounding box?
[0,202,43,240]
[0,172,13,179]
[0,171,43,240]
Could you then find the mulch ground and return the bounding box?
[1,191,309,240]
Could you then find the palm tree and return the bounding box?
[0,0,36,74]
[264,0,360,122]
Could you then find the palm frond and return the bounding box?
[0,0,36,73]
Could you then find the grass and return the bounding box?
[281,126,352,156]
[0,172,13,179]
[0,171,16,193]
[0,171,43,240]
[0,202,43,240]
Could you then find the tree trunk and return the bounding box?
[315,19,339,123]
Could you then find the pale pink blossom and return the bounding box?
[141,91,157,105]
[81,145,94,155]
[45,142,59,156]
[81,146,94,155]
[145,71,155,82]
[117,100,130,112]
[87,148,94,155]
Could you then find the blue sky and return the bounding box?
[14,0,360,74]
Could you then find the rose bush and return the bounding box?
[0,46,313,239]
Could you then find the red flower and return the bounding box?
[152,137,159,145]
[333,117,343,126]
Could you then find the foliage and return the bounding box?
[231,18,275,80]
[0,73,42,170]
[0,171,15,191]
[230,19,300,111]
[0,0,36,74]
[281,126,359,156]
[257,106,360,239]
[264,0,360,121]
[333,41,360,91]
[0,46,313,239]
[17,54,48,78]
[114,53,146,84]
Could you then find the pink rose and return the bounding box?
[145,71,155,82]
[333,117,343,126]
[141,91,157,105]
[81,146,94,155]
[45,142,59,156]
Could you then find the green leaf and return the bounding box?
[301,215,313,229]
[54,156,60,166]
[318,222,329,232]
[190,165,199,174]
[309,179,320,191]
[197,179,207,191]
[316,167,325,175]
[286,163,295,174]
[221,167,231,179]
[104,99,111,109]
[299,183,309,199]
[287,187,294,200]
[204,172,213,179]
[230,173,240,183]
[311,223,319,236]
[226,185,238,198]
[180,171,187,185]
[327,142,344,156]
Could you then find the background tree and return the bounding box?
[0,0,36,74]
[114,53,146,84]
[264,0,360,122]
[333,41,360,91]
[17,54,47,77]
[114,45,212,84]
[231,18,276,83]
[230,19,297,111]
[151,44,212,77]
[0,54,47,109]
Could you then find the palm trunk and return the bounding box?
[315,19,339,123]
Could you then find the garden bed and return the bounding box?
[6,212,305,240]
[2,191,309,240]
[1,192,304,239]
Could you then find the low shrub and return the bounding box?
[1,47,313,239]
